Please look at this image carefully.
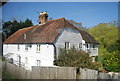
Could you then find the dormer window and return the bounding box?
[24,34,26,40]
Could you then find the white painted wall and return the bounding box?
[3,44,54,70]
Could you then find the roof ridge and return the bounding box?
[46,17,65,23]
[19,25,38,31]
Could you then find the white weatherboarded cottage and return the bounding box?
[3,12,99,70]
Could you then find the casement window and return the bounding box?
[93,44,96,50]
[86,44,89,48]
[17,55,21,66]
[79,43,82,48]
[93,44,95,48]
[36,45,41,52]
[25,44,28,51]
[25,57,28,64]
[18,44,20,51]
[65,42,70,50]
[24,34,27,40]
[36,60,41,66]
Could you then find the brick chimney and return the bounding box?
[39,11,48,24]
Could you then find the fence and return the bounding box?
[2,61,120,80]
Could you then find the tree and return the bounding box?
[2,18,33,41]
[55,48,101,70]
[89,23,119,72]
[67,19,87,31]
[102,51,120,72]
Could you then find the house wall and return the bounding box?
[54,28,98,58]
[54,28,85,58]
[3,44,54,70]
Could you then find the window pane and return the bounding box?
[37,60,41,66]
[93,44,95,48]
[36,45,40,51]
[79,43,82,48]
[86,44,88,48]
[25,45,28,50]
[65,42,70,49]
[18,44,20,50]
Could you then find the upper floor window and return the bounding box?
[79,43,82,48]
[65,42,70,50]
[93,44,96,49]
[86,44,89,48]
[36,45,41,52]
[25,44,28,51]
[18,44,20,51]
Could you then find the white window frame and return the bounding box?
[65,42,70,50]
[36,45,41,52]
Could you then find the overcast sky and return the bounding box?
[2,2,118,28]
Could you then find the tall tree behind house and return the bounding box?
[2,18,33,41]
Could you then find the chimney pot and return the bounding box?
[39,11,48,24]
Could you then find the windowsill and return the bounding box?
[36,51,40,53]
[25,50,28,52]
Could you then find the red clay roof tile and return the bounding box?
[4,18,98,44]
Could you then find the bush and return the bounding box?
[54,48,102,70]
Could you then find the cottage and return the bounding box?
[3,12,99,70]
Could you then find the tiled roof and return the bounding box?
[4,18,98,44]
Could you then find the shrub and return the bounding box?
[54,48,101,70]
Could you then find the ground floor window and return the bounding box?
[17,55,21,66]
[36,60,41,66]
[10,58,13,64]
[25,57,28,65]
[79,43,82,48]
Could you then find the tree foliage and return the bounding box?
[102,51,120,72]
[55,48,101,70]
[2,18,33,41]
[67,19,87,31]
[89,23,120,72]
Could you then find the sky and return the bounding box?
[2,2,118,28]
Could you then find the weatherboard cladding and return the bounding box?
[4,18,98,44]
